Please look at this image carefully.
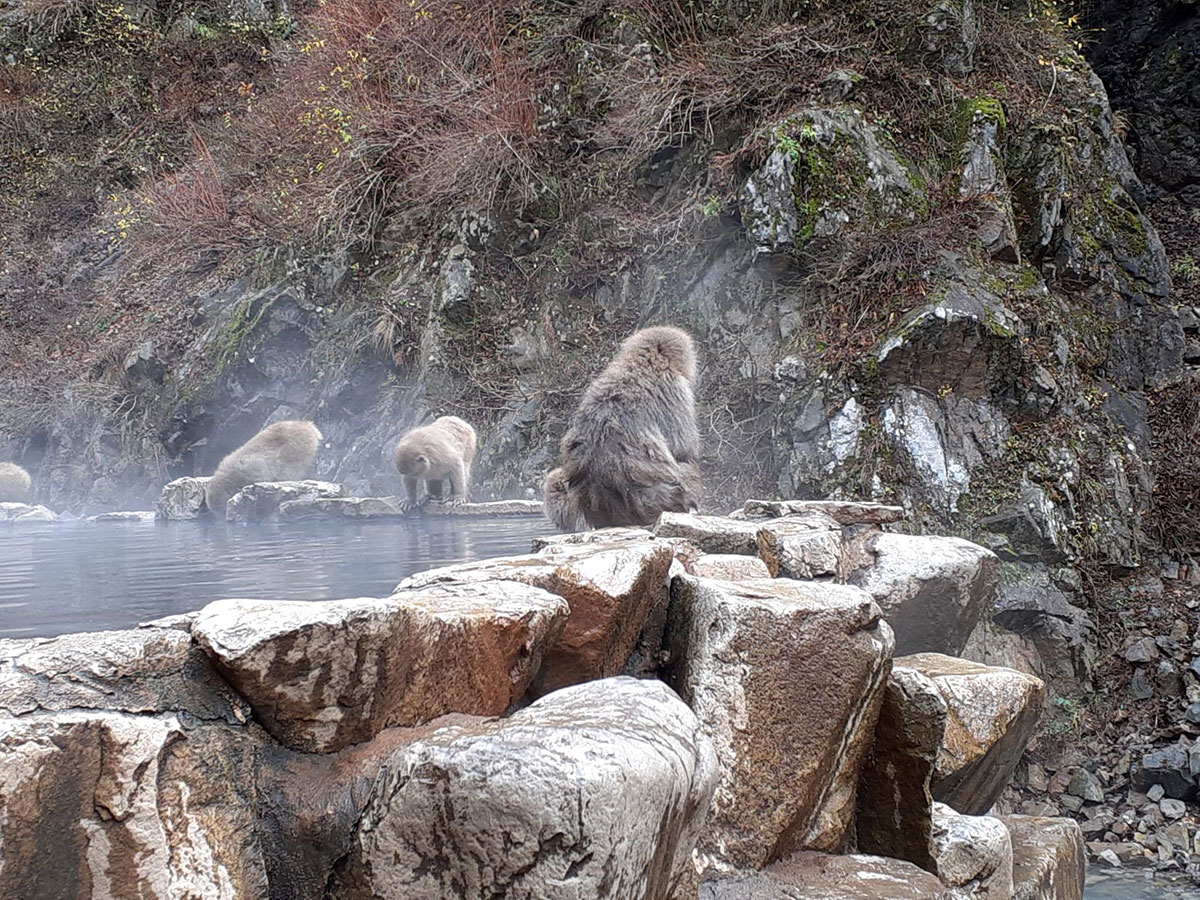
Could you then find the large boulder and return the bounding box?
[666,575,894,872]
[156,476,211,519]
[756,513,844,579]
[900,653,1046,814]
[0,711,266,898]
[1000,815,1086,900]
[849,532,998,656]
[654,511,761,555]
[856,665,947,870]
[225,480,347,523]
[699,851,954,899]
[193,581,568,752]
[0,628,249,724]
[398,540,674,696]
[331,677,717,900]
[931,802,1014,899]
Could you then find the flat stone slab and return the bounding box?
[399,540,674,696]
[655,511,761,555]
[739,498,906,525]
[87,510,157,522]
[689,553,772,580]
[422,498,546,517]
[899,652,1046,815]
[531,526,654,550]
[192,582,569,753]
[277,496,406,521]
[1001,815,1085,900]
[700,851,954,899]
[332,677,718,900]
[225,480,348,523]
[0,502,57,523]
[156,476,210,520]
[757,513,844,579]
[667,575,894,872]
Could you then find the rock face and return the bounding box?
[699,851,953,899]
[931,802,1014,899]
[856,665,947,870]
[850,533,999,656]
[398,540,674,696]
[1001,815,1086,900]
[225,479,347,523]
[332,678,717,900]
[192,582,568,752]
[900,652,1046,815]
[0,711,266,898]
[666,575,895,871]
[156,476,211,519]
[756,513,844,579]
[654,511,762,555]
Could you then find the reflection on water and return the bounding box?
[0,516,557,638]
[1086,869,1196,899]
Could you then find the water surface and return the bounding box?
[0,516,557,638]
[1085,870,1196,899]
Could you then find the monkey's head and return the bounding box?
[394,445,432,476]
[619,326,697,383]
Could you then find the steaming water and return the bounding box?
[0,516,558,638]
[1085,870,1195,898]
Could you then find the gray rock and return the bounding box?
[931,803,1014,899]
[913,0,978,76]
[756,514,843,579]
[225,480,347,523]
[156,476,211,519]
[1066,768,1105,803]
[1160,798,1186,819]
[277,495,405,520]
[86,510,157,522]
[1124,636,1158,663]
[1131,744,1196,800]
[739,498,905,525]
[700,851,954,899]
[689,553,772,580]
[654,511,760,555]
[1147,783,1166,802]
[1129,669,1154,701]
[1001,815,1086,900]
[333,678,718,899]
[0,502,57,523]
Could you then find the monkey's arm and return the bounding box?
[443,458,469,505]
[399,475,422,512]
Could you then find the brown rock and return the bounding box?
[850,533,998,656]
[740,499,907,525]
[654,511,761,554]
[0,711,266,898]
[193,581,568,752]
[699,851,953,899]
[856,665,948,870]
[690,553,772,580]
[1002,815,1085,900]
[900,653,1046,815]
[398,540,674,696]
[756,513,844,579]
[666,575,894,872]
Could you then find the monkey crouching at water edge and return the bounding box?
[545,326,701,531]
[393,415,478,511]
[0,463,31,502]
[205,420,322,518]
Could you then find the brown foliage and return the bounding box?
[1147,376,1200,554]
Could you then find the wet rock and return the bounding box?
[856,666,947,870]
[423,498,546,517]
[666,575,894,871]
[931,803,1014,899]
[699,851,954,899]
[155,476,212,519]
[739,498,905,526]
[277,495,405,520]
[193,581,568,753]
[690,553,772,580]
[531,526,654,550]
[0,502,57,522]
[0,711,266,898]
[332,678,717,900]
[0,627,249,724]
[1002,815,1086,900]
[398,540,674,696]
[225,479,347,523]
[901,652,1046,814]
[1125,636,1159,663]
[756,513,844,579]
[1131,744,1196,800]
[849,533,998,656]
[86,510,157,522]
[654,511,761,555]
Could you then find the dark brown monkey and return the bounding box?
[0,463,31,502]
[546,326,701,530]
[393,415,477,511]
[205,420,322,518]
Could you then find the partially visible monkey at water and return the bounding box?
[0,463,31,502]
[545,326,701,531]
[393,415,477,511]
[205,420,322,518]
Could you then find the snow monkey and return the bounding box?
[545,326,701,530]
[0,463,31,502]
[204,420,322,518]
[393,415,478,511]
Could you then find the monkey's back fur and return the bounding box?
[205,420,322,518]
[548,326,700,530]
[393,415,477,506]
[0,463,31,502]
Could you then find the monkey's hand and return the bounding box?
[397,498,423,513]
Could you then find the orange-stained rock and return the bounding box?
[667,575,894,874]
[1001,815,1085,900]
[398,540,674,696]
[899,652,1046,815]
[193,581,568,752]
